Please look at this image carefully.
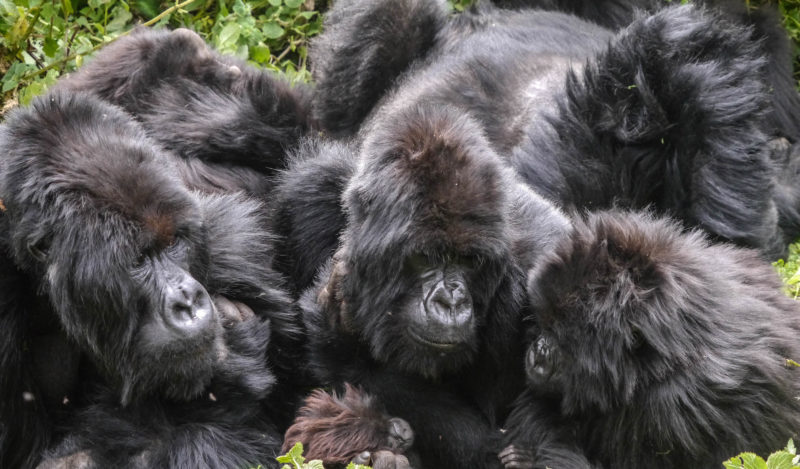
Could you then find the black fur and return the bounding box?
[500,210,800,469]
[274,103,571,469]
[309,0,449,136]
[310,1,793,257]
[494,0,800,143]
[56,27,313,194]
[0,91,301,468]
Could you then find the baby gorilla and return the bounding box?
[500,211,800,469]
[283,384,414,468]
[0,90,299,468]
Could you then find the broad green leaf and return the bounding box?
[218,22,241,48]
[42,36,59,57]
[262,21,283,38]
[106,4,132,32]
[251,42,270,63]
[285,0,302,8]
[765,451,796,469]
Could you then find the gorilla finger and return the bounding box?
[352,451,371,465]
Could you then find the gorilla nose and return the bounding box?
[427,281,472,326]
[387,417,415,451]
[164,275,214,336]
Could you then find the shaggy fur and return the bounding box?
[274,103,571,469]
[55,27,312,195]
[0,91,301,468]
[282,384,414,468]
[309,1,795,257]
[495,0,800,143]
[500,211,800,469]
[309,0,449,136]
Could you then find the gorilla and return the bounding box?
[272,104,572,469]
[308,0,798,258]
[55,27,313,195]
[492,0,800,144]
[0,90,301,468]
[499,210,800,469]
[282,384,415,468]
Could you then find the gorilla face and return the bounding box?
[317,104,514,378]
[0,91,242,404]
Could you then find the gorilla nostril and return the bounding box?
[164,276,215,335]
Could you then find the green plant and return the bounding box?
[773,241,800,298]
[277,442,371,469]
[0,0,323,114]
[724,440,800,469]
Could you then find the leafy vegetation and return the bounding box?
[277,442,371,469]
[0,0,474,114]
[724,440,800,469]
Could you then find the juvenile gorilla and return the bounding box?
[273,106,572,469]
[309,1,796,258]
[0,91,301,468]
[500,211,800,469]
[283,384,414,468]
[55,27,313,195]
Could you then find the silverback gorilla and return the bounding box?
[500,211,800,469]
[308,0,800,259]
[0,91,300,468]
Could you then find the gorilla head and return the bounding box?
[0,91,273,405]
[502,210,800,468]
[316,104,517,378]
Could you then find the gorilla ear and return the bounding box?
[317,254,353,332]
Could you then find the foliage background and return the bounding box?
[2,0,800,279]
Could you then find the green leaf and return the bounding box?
[106,4,132,32]
[42,36,59,57]
[251,42,270,63]
[788,440,796,455]
[218,22,241,47]
[267,0,280,6]
[765,451,796,469]
[285,0,302,8]
[262,21,283,38]
[306,461,325,469]
[276,442,305,469]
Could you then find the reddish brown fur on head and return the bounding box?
[282,384,396,465]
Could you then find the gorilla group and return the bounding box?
[1,1,800,469]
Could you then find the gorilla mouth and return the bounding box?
[408,328,464,351]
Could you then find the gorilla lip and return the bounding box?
[408,328,463,351]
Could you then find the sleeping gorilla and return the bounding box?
[308,0,799,258]
[492,0,800,144]
[0,90,301,468]
[273,104,572,469]
[54,27,313,195]
[500,211,800,469]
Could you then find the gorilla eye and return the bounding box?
[406,253,433,272]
